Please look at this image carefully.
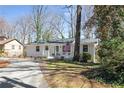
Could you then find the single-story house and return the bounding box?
[25,38,98,62]
[0,36,24,57]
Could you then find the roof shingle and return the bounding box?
[0,39,15,45]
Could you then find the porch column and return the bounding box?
[93,44,96,63]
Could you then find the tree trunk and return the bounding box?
[73,5,82,61]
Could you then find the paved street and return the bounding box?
[0,58,48,88]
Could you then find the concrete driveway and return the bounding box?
[0,58,48,88]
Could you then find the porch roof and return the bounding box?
[80,38,98,44]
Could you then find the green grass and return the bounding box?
[47,59,100,68]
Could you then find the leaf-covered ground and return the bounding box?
[40,59,111,88]
[0,60,10,68]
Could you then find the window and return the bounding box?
[45,46,49,51]
[83,45,88,52]
[12,45,15,49]
[56,46,59,52]
[19,46,21,49]
[36,46,40,52]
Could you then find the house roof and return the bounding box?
[30,38,98,45]
[48,38,75,43]
[32,38,74,44]
[0,39,23,46]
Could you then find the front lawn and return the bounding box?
[40,59,111,88]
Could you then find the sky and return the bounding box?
[0,5,66,23]
[0,6,32,22]
[0,5,92,39]
[0,5,72,40]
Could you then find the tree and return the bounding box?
[0,17,15,38]
[83,6,124,85]
[82,6,94,39]
[41,21,55,41]
[84,6,124,65]
[32,5,47,43]
[16,15,33,44]
[73,5,82,61]
[63,5,76,38]
[50,15,65,39]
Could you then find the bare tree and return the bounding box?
[49,14,65,39]
[0,17,6,36]
[0,17,16,38]
[16,15,33,44]
[32,6,66,41]
[63,5,77,38]
[82,6,94,39]
[32,5,47,43]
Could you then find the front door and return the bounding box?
[44,46,49,57]
[55,46,59,56]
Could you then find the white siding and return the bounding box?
[25,42,97,62]
[4,40,23,57]
[25,45,43,57]
[25,44,65,57]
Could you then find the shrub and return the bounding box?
[81,52,91,62]
[82,62,124,87]
[0,50,5,57]
[98,37,124,65]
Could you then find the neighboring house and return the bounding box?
[0,36,24,57]
[25,38,98,62]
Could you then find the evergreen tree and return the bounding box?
[86,6,124,65]
[84,6,124,85]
